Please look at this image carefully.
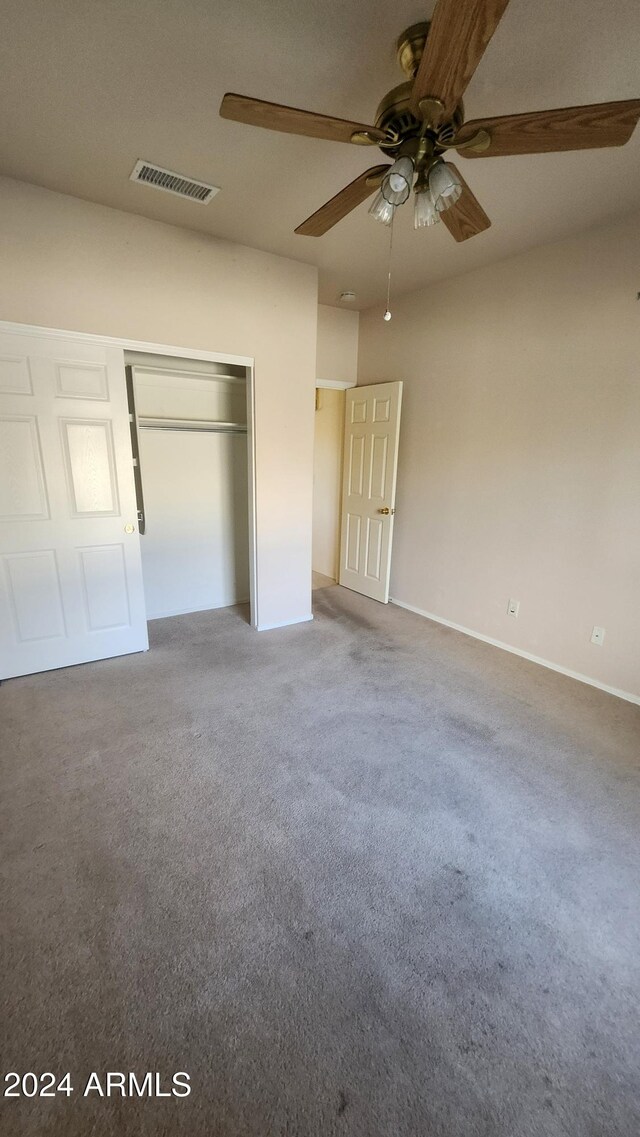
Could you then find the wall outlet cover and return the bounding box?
[507,599,520,617]
[591,626,605,645]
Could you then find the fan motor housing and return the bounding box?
[375,82,420,143]
[374,23,464,156]
[374,82,464,154]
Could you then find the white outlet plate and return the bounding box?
[507,599,520,617]
[591,626,605,645]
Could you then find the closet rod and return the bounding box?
[138,416,247,434]
[132,364,246,384]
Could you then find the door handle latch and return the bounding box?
[377,507,395,515]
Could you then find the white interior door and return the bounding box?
[339,381,402,603]
[0,330,148,679]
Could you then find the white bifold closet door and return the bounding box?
[0,330,148,680]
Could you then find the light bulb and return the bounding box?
[368,189,395,226]
[414,188,440,229]
[380,156,414,206]
[428,161,462,213]
[383,310,392,321]
[389,172,407,193]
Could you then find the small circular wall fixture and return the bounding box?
[339,290,357,303]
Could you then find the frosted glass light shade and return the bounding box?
[368,190,395,226]
[381,157,414,206]
[414,189,440,228]
[428,161,462,212]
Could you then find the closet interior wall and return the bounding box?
[126,351,250,620]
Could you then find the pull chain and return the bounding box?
[384,211,394,321]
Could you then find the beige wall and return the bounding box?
[312,388,345,579]
[316,305,359,384]
[0,176,318,630]
[358,211,640,700]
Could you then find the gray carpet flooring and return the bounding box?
[2,586,639,1137]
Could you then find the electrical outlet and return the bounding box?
[507,599,520,618]
[591,626,605,646]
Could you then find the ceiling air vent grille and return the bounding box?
[130,160,220,204]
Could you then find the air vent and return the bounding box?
[130,160,220,204]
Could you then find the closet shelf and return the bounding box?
[138,416,247,434]
[133,364,246,384]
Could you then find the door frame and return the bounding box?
[314,378,355,585]
[0,320,258,628]
[316,377,356,390]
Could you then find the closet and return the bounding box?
[125,351,250,620]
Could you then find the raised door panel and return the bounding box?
[350,398,368,424]
[55,360,109,401]
[364,517,383,582]
[3,550,66,641]
[372,396,391,423]
[79,544,131,630]
[61,419,120,516]
[347,434,365,498]
[0,416,49,520]
[369,434,389,502]
[345,513,362,573]
[0,355,33,395]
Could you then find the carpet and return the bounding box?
[2,586,639,1136]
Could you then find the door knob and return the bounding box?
[378,507,390,515]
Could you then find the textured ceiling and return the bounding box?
[1,0,639,309]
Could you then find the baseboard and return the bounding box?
[257,613,314,632]
[389,597,640,706]
[147,598,249,620]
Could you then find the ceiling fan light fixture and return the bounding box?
[414,188,440,229]
[428,160,463,212]
[223,10,640,249]
[380,156,414,206]
[368,189,395,226]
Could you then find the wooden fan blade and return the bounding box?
[220,93,386,145]
[456,99,640,157]
[410,0,511,119]
[440,166,491,241]
[294,166,391,236]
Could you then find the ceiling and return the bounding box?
[1,0,639,310]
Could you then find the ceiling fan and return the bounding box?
[220,0,640,242]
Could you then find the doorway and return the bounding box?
[126,351,250,622]
[312,387,345,592]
